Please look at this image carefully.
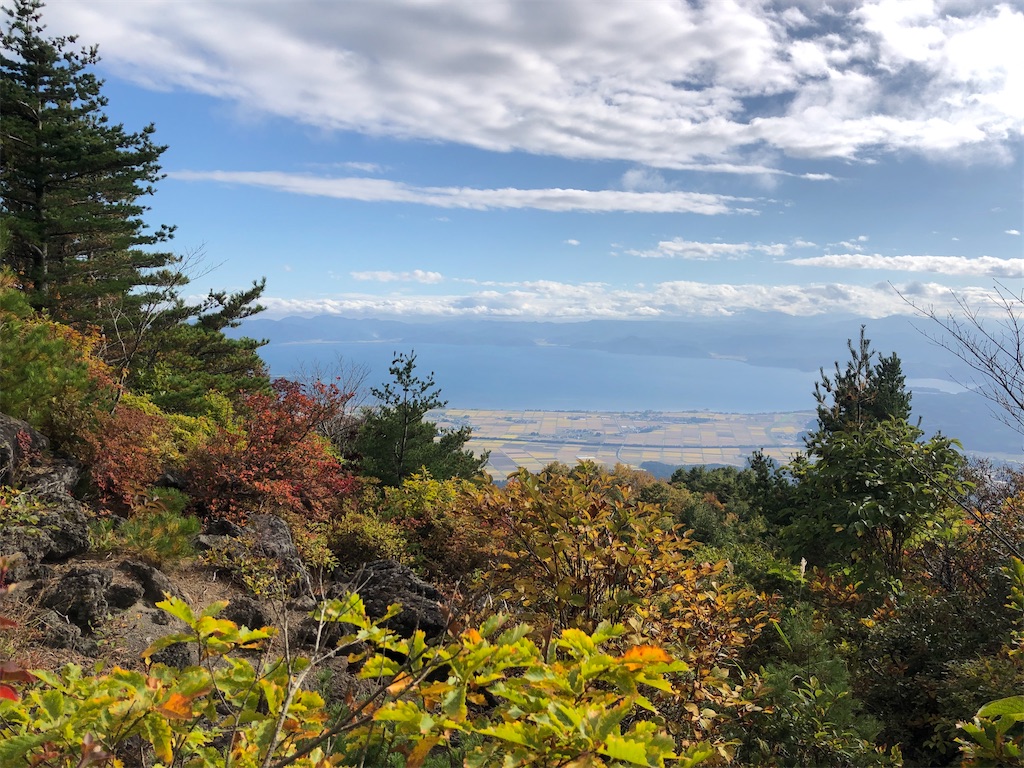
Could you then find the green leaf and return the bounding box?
[601,733,651,765]
[157,596,196,627]
[977,696,1024,718]
[0,733,49,762]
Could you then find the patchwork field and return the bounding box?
[432,408,815,477]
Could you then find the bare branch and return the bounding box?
[899,282,1024,435]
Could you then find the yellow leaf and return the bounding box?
[406,735,440,768]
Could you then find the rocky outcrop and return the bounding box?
[337,560,448,640]
[0,413,48,486]
[243,514,311,594]
[38,566,114,632]
[0,494,91,581]
[119,560,182,605]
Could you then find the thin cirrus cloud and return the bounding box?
[168,170,752,214]
[786,253,1024,278]
[350,270,444,284]
[259,280,999,321]
[627,239,788,260]
[47,0,1024,171]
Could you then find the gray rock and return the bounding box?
[0,493,90,578]
[337,560,447,640]
[0,413,49,486]
[39,567,113,631]
[21,461,80,497]
[106,581,145,610]
[119,560,181,605]
[37,608,96,654]
[244,514,310,595]
[151,642,193,669]
[222,596,271,630]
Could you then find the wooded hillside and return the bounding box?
[1,2,1022,766]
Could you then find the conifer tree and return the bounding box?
[356,351,488,486]
[1,0,269,406]
[0,0,178,331]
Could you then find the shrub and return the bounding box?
[467,465,772,753]
[324,509,409,566]
[82,400,175,515]
[0,281,116,449]
[0,593,710,768]
[89,496,199,566]
[379,472,491,582]
[185,378,357,524]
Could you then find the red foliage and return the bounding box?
[186,379,358,524]
[83,403,170,516]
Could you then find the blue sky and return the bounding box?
[37,0,1024,320]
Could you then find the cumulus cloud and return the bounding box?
[628,238,787,260]
[350,269,444,283]
[564,239,580,246]
[44,0,1023,170]
[786,253,1024,278]
[1007,229,1021,235]
[169,170,751,214]
[258,279,1001,320]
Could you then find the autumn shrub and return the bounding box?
[323,509,409,566]
[185,378,357,525]
[0,592,711,768]
[468,465,771,753]
[0,280,116,450]
[379,471,491,582]
[82,399,175,515]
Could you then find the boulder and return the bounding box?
[106,581,145,610]
[37,608,97,655]
[39,567,113,632]
[222,596,271,630]
[337,560,447,640]
[20,460,80,497]
[119,560,181,605]
[0,494,92,580]
[0,413,48,486]
[243,514,310,595]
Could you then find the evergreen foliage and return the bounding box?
[0,0,176,328]
[356,351,488,486]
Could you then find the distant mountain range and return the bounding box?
[230,313,1023,460]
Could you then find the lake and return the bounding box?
[258,340,823,413]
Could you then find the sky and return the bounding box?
[32,0,1024,321]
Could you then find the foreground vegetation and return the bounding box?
[2,1,1023,765]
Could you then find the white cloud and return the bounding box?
[339,161,383,173]
[350,269,444,283]
[564,239,580,246]
[792,238,817,248]
[621,168,670,192]
[786,253,1024,277]
[628,238,787,260]
[258,279,1002,320]
[45,0,1023,170]
[1007,229,1021,235]
[169,170,752,214]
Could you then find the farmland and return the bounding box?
[433,408,815,477]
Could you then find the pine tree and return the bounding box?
[356,351,488,486]
[811,325,912,442]
[1,0,269,407]
[0,0,177,333]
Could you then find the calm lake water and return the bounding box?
[259,341,821,413]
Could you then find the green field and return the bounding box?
[433,408,815,477]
